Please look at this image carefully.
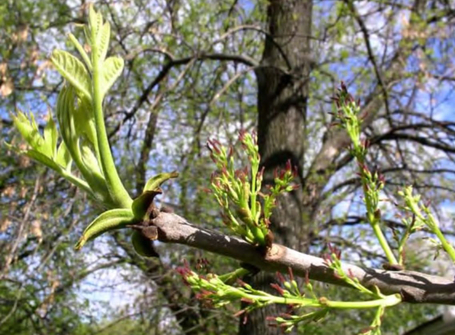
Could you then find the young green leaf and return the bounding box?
[131,230,159,258]
[11,111,58,159]
[23,149,61,171]
[51,50,92,100]
[101,56,124,97]
[56,141,72,171]
[68,33,92,71]
[75,208,136,250]
[11,111,43,152]
[131,190,161,221]
[88,5,103,42]
[74,98,98,150]
[43,111,58,158]
[56,86,112,206]
[143,171,179,193]
[80,137,103,178]
[57,86,83,168]
[87,6,110,63]
[131,172,179,220]
[97,22,110,62]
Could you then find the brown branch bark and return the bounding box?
[150,211,455,305]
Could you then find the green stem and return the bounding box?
[251,225,265,245]
[372,221,398,265]
[218,268,250,284]
[250,165,257,219]
[358,156,397,265]
[60,171,92,195]
[398,229,411,265]
[245,293,401,310]
[91,30,132,209]
[68,33,92,71]
[59,161,114,207]
[324,294,401,309]
[434,226,455,263]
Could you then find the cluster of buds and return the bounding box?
[358,164,386,225]
[262,160,299,221]
[177,256,401,334]
[323,244,378,297]
[331,84,385,226]
[322,245,402,335]
[177,262,329,332]
[267,309,329,333]
[177,262,274,313]
[398,186,431,230]
[207,131,298,248]
[268,268,333,332]
[272,268,305,299]
[331,83,398,266]
[331,82,363,156]
[398,186,455,262]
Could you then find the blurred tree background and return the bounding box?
[1,0,455,334]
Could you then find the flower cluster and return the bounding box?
[177,263,274,312]
[398,186,455,262]
[177,259,401,334]
[324,245,384,298]
[177,263,329,333]
[331,83,397,266]
[208,131,297,247]
[332,81,364,157]
[322,245,402,335]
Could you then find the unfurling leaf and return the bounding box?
[88,6,110,62]
[68,33,92,71]
[56,86,109,203]
[143,171,179,193]
[56,142,72,171]
[11,111,58,159]
[131,172,179,220]
[80,137,103,178]
[51,50,91,99]
[101,56,123,96]
[75,208,136,250]
[97,22,110,62]
[74,98,97,148]
[88,5,103,42]
[11,111,43,151]
[131,230,159,258]
[56,86,83,166]
[132,190,161,221]
[43,111,58,158]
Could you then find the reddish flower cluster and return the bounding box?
[196,257,211,272]
[176,260,193,286]
[331,81,360,110]
[322,243,342,267]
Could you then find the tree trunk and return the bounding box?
[239,1,313,334]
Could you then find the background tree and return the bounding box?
[2,0,455,334]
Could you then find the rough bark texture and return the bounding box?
[239,1,313,334]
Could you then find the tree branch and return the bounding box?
[371,133,455,154]
[151,212,455,305]
[108,52,258,138]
